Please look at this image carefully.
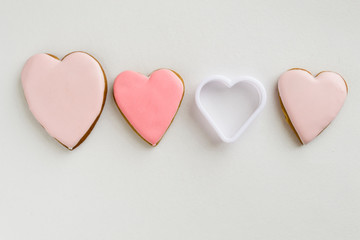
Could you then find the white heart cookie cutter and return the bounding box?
[195,75,267,143]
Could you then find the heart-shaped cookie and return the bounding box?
[113,69,184,146]
[195,75,266,143]
[278,68,348,144]
[21,52,107,150]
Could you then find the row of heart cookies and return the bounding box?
[21,51,348,150]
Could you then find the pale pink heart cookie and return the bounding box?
[278,68,348,144]
[22,52,107,150]
[113,69,184,146]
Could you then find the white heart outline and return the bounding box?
[195,75,267,143]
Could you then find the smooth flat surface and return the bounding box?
[1,0,360,239]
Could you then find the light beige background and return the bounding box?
[1,0,360,239]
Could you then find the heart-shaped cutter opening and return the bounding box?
[195,75,267,143]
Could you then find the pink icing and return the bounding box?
[113,69,184,146]
[278,69,347,144]
[22,52,106,150]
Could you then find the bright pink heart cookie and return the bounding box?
[22,52,107,150]
[278,68,347,144]
[113,69,184,146]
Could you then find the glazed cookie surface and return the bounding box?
[113,69,184,146]
[22,51,107,150]
[278,68,347,144]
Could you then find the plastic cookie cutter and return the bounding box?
[195,75,267,143]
